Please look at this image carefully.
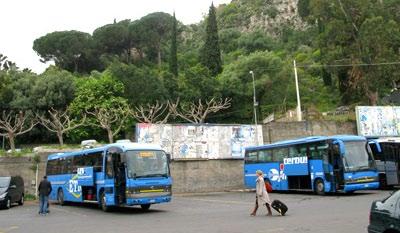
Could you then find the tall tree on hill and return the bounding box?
[201,3,222,76]
[169,12,178,76]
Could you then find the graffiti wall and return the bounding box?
[356,106,400,137]
[136,124,263,159]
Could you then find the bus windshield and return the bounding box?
[125,150,169,178]
[343,141,370,172]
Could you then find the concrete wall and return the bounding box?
[263,120,357,143]
[170,159,244,193]
[0,154,47,196]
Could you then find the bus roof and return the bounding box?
[245,135,366,151]
[47,143,164,160]
[374,137,400,143]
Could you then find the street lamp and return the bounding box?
[249,71,259,144]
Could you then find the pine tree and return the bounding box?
[169,12,178,76]
[201,3,222,76]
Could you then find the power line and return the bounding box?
[296,61,400,68]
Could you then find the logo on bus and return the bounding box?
[268,168,287,182]
[64,174,82,199]
[283,156,308,165]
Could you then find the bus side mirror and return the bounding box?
[166,153,171,162]
[368,140,382,153]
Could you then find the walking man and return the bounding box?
[38,176,52,216]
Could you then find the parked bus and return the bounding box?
[369,137,400,188]
[244,135,379,194]
[46,142,172,211]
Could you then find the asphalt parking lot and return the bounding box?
[0,190,392,233]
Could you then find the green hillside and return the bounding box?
[1,0,400,145]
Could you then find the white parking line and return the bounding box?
[182,197,250,205]
[0,226,19,233]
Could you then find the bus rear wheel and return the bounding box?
[141,204,151,211]
[58,189,65,206]
[315,179,325,195]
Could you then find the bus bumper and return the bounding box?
[125,196,172,206]
[343,182,379,192]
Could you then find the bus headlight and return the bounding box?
[0,193,7,200]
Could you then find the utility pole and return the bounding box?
[249,71,259,145]
[293,60,302,121]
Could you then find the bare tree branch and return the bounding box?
[0,110,38,151]
[86,104,131,143]
[130,101,171,123]
[169,98,231,123]
[37,108,86,147]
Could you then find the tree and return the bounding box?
[0,54,17,71]
[33,30,94,73]
[169,98,231,123]
[92,20,132,63]
[31,66,76,109]
[200,3,223,76]
[138,12,174,68]
[169,12,178,76]
[130,101,172,123]
[0,110,38,151]
[308,0,400,105]
[37,108,86,147]
[86,104,131,143]
[107,62,167,106]
[69,71,131,142]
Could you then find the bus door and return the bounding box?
[384,143,400,186]
[331,142,345,190]
[106,147,127,205]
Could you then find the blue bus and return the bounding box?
[46,142,172,211]
[244,135,379,194]
[369,137,400,188]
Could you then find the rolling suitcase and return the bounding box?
[271,200,288,216]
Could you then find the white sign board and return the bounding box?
[136,124,263,159]
[356,106,400,137]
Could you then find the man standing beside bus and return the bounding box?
[38,176,52,216]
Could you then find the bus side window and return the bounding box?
[65,157,73,174]
[259,149,273,163]
[245,151,258,164]
[288,145,307,158]
[273,148,288,162]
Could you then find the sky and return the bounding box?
[1,0,231,74]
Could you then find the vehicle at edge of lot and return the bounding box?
[369,137,400,188]
[0,176,25,209]
[244,135,379,195]
[46,142,172,212]
[368,189,400,233]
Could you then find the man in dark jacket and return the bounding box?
[38,176,52,215]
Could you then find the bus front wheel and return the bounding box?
[100,193,110,212]
[141,204,151,211]
[57,189,65,206]
[315,179,325,195]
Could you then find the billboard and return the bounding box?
[136,124,263,159]
[356,106,400,137]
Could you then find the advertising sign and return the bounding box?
[77,166,94,186]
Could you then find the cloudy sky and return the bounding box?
[1,0,231,73]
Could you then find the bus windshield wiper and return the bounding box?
[136,174,167,178]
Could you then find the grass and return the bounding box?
[0,148,33,157]
[24,194,37,201]
[41,144,82,149]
